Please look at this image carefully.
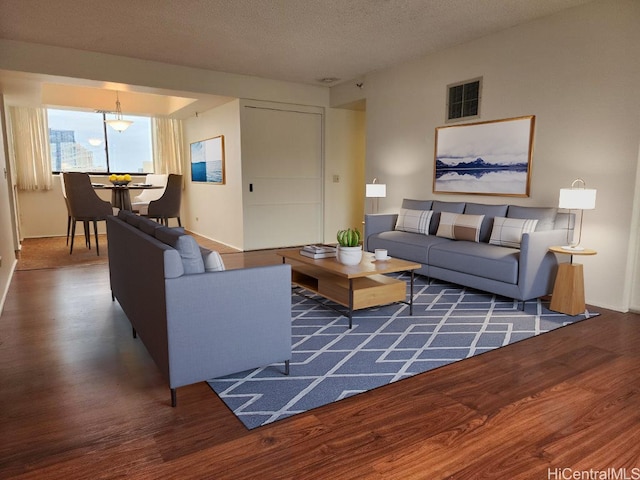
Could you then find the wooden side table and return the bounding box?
[548,246,597,315]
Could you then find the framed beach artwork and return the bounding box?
[433,116,535,197]
[190,135,225,184]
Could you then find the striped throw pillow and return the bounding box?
[436,212,485,243]
[489,217,538,248]
[395,208,433,235]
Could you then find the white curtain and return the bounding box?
[152,117,184,175]
[8,107,52,191]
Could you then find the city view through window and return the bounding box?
[48,109,153,174]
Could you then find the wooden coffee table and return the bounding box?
[277,249,421,328]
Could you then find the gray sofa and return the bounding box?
[364,199,574,305]
[106,210,292,406]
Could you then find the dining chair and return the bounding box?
[63,172,115,255]
[59,173,72,246]
[131,173,168,214]
[145,174,182,227]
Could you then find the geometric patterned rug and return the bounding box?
[207,274,598,429]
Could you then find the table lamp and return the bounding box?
[558,178,596,251]
[366,178,386,214]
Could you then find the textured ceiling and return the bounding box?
[0,0,591,86]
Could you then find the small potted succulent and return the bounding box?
[336,227,362,265]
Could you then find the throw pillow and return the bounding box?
[137,217,162,235]
[435,212,485,242]
[200,247,226,272]
[124,213,144,228]
[117,209,135,221]
[395,208,433,235]
[489,217,539,248]
[506,206,556,231]
[155,227,205,274]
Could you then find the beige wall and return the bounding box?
[324,108,366,242]
[3,0,637,313]
[344,0,640,311]
[182,100,244,249]
[0,39,329,108]
[0,96,18,312]
[11,102,367,252]
[182,101,366,249]
[16,175,142,238]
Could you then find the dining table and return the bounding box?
[92,183,163,211]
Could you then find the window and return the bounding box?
[446,77,482,122]
[47,109,153,173]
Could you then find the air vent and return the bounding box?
[446,77,482,122]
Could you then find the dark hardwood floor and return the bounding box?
[2,250,640,479]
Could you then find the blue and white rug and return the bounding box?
[207,275,596,429]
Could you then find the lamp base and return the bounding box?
[561,245,585,252]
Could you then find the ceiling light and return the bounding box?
[105,91,133,132]
[318,77,340,84]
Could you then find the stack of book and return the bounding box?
[300,244,337,259]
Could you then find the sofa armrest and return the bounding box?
[519,229,571,300]
[164,263,292,388]
[364,213,398,251]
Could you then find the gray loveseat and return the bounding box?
[107,210,292,406]
[364,199,574,305]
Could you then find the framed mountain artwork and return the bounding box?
[433,116,535,196]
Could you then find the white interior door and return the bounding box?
[241,104,323,250]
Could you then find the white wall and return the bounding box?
[356,0,640,311]
[182,100,244,249]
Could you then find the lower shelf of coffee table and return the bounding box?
[291,265,406,310]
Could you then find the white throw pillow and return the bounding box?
[395,208,433,235]
[489,217,539,248]
[436,212,485,243]
[201,248,226,272]
[155,227,205,274]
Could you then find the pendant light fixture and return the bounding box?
[105,91,133,132]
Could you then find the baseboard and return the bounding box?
[185,229,241,251]
[588,300,631,314]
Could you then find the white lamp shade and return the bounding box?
[366,183,386,198]
[559,188,596,210]
[106,119,133,132]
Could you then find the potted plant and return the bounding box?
[336,227,363,265]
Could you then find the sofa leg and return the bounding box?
[284,360,290,375]
[520,300,526,311]
[171,388,177,407]
[132,327,137,339]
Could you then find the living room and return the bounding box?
[1,0,640,477]
[0,0,639,314]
